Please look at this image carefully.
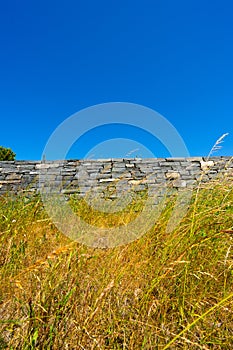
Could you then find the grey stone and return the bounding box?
[173,179,187,188]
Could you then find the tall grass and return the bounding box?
[0,170,233,349]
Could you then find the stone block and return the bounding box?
[6,174,22,180]
[36,163,61,169]
[165,172,180,180]
[172,179,187,188]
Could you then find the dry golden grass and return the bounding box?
[0,174,233,349]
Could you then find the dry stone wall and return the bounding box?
[0,157,232,198]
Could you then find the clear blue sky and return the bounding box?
[0,0,232,160]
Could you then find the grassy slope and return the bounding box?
[0,176,233,349]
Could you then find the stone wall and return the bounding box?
[0,157,232,198]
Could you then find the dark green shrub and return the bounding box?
[0,146,16,161]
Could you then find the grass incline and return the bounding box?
[0,175,233,349]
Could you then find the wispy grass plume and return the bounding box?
[207,133,229,159]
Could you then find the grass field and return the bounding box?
[0,172,233,349]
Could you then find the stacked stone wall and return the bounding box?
[0,157,232,197]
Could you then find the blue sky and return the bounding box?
[0,0,232,160]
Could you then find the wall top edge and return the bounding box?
[0,156,232,164]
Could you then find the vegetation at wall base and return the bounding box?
[0,177,232,349]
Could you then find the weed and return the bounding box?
[0,169,232,348]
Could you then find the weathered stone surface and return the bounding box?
[165,172,181,180]
[36,163,61,169]
[172,179,187,188]
[6,173,22,180]
[200,160,215,171]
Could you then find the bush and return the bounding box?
[0,146,16,161]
